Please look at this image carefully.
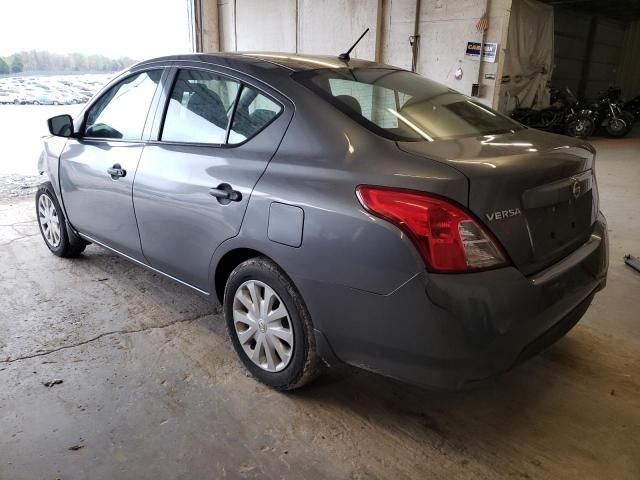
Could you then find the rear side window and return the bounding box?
[328,78,411,129]
[85,70,161,140]
[162,69,240,144]
[293,68,523,141]
[228,86,282,144]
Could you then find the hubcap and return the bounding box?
[38,194,61,248]
[232,280,294,372]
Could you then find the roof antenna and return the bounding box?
[339,28,370,61]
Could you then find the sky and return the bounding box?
[1,0,193,60]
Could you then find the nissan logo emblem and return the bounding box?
[572,180,581,199]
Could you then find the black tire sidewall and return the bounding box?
[621,113,635,132]
[224,258,310,389]
[566,117,594,138]
[606,118,628,137]
[36,183,70,257]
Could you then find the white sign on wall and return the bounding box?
[465,42,498,63]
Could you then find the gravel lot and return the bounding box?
[0,105,83,200]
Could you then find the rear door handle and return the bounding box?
[107,164,126,179]
[209,183,242,204]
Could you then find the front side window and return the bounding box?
[293,68,523,141]
[228,86,282,144]
[85,70,161,140]
[162,69,240,144]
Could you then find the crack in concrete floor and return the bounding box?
[0,312,212,364]
[0,233,40,247]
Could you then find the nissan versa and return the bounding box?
[36,53,608,390]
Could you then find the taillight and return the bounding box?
[356,186,507,273]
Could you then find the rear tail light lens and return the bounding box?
[356,186,507,273]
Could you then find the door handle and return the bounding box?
[107,164,126,179]
[209,183,242,204]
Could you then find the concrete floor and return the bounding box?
[1,135,639,480]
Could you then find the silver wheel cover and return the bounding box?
[38,194,61,248]
[232,279,294,372]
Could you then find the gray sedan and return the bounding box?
[37,53,608,390]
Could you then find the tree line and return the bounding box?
[0,51,137,75]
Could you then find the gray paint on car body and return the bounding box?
[38,52,609,389]
[268,202,304,248]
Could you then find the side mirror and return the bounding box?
[47,114,74,137]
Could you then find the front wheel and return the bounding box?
[606,117,630,138]
[224,257,321,390]
[36,183,85,258]
[565,115,595,138]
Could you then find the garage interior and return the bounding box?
[1,0,639,479]
[549,0,640,100]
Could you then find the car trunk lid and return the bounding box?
[397,129,597,276]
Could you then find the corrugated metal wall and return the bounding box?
[551,10,625,100]
[619,20,640,98]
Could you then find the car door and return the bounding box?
[59,68,165,261]
[133,66,293,291]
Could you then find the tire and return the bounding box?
[36,183,86,258]
[224,256,321,390]
[605,117,629,138]
[565,115,595,138]
[621,111,636,129]
[33,100,40,105]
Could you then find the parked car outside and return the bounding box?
[34,94,65,105]
[36,53,609,391]
[0,93,19,104]
[9,89,30,104]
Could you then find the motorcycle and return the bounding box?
[510,88,594,138]
[623,95,640,122]
[579,87,633,138]
[605,86,636,127]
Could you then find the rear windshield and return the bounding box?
[292,68,523,141]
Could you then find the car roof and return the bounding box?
[135,52,398,73]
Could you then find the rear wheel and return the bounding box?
[621,111,636,129]
[36,183,85,258]
[224,256,321,390]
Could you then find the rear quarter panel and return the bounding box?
[208,87,469,331]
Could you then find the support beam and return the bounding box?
[193,0,220,53]
[619,20,640,96]
[192,0,203,52]
[410,0,421,73]
[577,16,597,99]
[375,0,384,62]
[492,0,512,110]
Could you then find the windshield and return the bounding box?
[293,68,523,141]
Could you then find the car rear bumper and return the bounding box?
[308,213,609,389]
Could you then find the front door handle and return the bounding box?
[107,163,126,179]
[209,183,242,204]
